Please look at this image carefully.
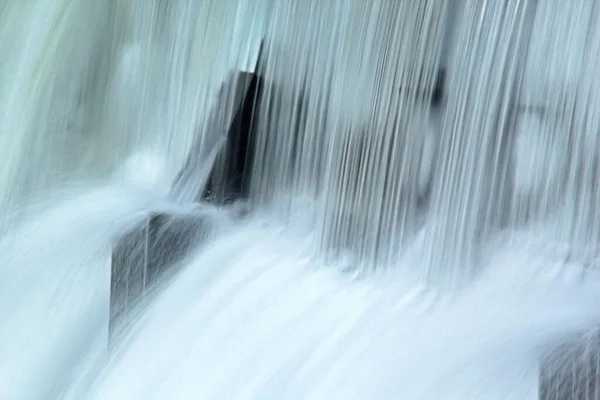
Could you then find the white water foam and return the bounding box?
[1,187,599,400]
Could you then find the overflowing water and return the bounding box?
[2,0,600,399]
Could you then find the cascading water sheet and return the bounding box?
[1,0,600,399]
[3,189,600,400]
[250,0,449,269]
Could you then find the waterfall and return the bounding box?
[1,0,600,399]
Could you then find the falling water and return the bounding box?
[2,0,600,399]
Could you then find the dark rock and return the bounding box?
[399,67,446,108]
[109,213,210,340]
[540,331,600,400]
[201,71,263,204]
[430,68,445,107]
[172,42,264,204]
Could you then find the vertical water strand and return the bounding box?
[316,0,380,262]
[295,0,448,269]
[230,0,273,72]
[294,1,342,219]
[250,0,343,213]
[509,1,569,228]
[424,0,536,289]
[318,0,393,264]
[246,0,295,210]
[514,0,600,251]
[348,0,446,268]
[158,0,247,183]
[0,0,121,219]
[139,0,192,176]
[375,0,448,268]
[327,0,413,266]
[289,1,343,212]
[510,1,597,250]
[559,3,600,253]
[276,0,336,211]
[98,0,154,173]
[547,1,594,251]
[0,3,34,93]
[128,0,220,189]
[576,14,600,253]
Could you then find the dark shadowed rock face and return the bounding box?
[173,42,264,205]
[398,67,446,108]
[202,71,262,204]
[540,330,600,400]
[109,213,212,339]
[170,70,262,204]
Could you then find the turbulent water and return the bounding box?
[2,1,600,399]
